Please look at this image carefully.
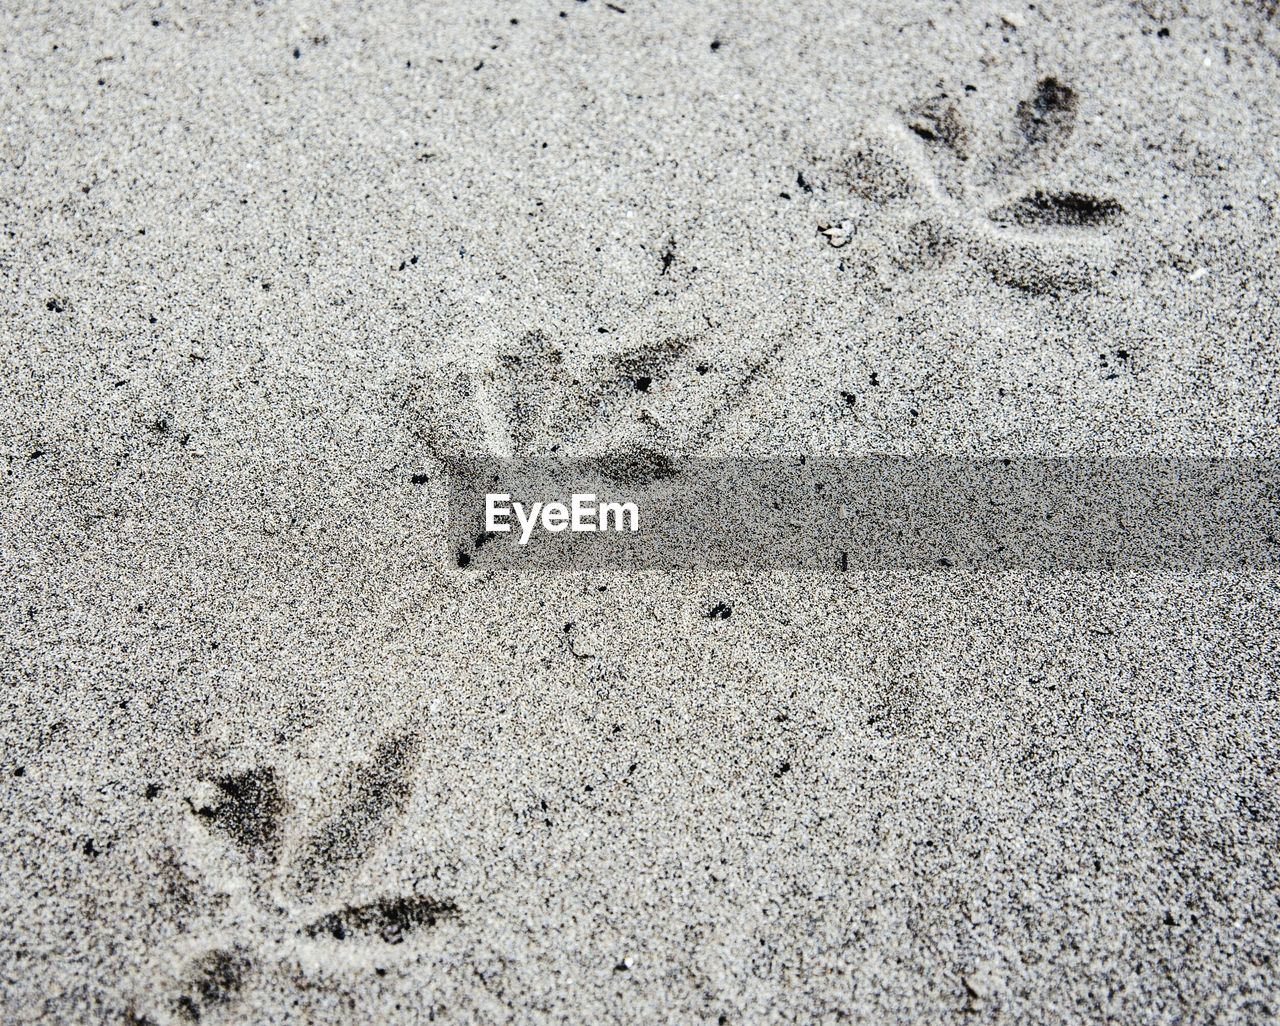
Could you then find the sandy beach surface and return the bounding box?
[2,0,1278,1022]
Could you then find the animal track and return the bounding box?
[412,331,742,474]
[407,323,792,565]
[812,77,1125,295]
[136,731,456,1023]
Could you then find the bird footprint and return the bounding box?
[814,77,1126,295]
[405,318,792,470]
[132,733,456,1024]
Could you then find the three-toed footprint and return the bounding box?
[812,76,1127,294]
[131,731,456,1023]
[407,327,793,478]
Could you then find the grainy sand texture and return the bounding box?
[2,0,1279,1023]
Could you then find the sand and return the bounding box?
[2,0,1278,1022]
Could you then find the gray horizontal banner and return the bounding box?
[442,457,1280,572]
